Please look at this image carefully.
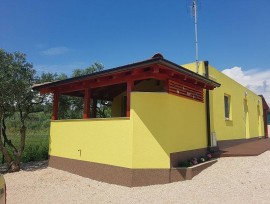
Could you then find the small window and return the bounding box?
[224,95,231,119]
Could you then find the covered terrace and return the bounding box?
[33,54,220,120]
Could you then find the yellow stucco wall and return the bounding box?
[49,118,133,168]
[111,92,124,117]
[182,62,265,141]
[131,92,207,168]
[50,92,207,169]
[111,79,165,117]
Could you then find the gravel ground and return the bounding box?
[4,151,270,204]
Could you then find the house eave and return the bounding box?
[33,57,220,94]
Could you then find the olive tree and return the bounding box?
[0,49,42,172]
[58,62,111,119]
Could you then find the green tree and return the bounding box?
[33,72,68,114]
[58,62,111,119]
[0,49,43,172]
[72,62,104,77]
[38,72,68,83]
[36,62,109,119]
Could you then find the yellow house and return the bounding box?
[182,61,268,148]
[33,54,268,186]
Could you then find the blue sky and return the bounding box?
[1,0,270,103]
[1,0,269,73]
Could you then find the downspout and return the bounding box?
[204,61,211,148]
[259,95,269,138]
[264,108,268,138]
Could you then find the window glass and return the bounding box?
[224,95,230,119]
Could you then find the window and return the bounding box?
[224,95,231,119]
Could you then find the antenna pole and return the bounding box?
[193,0,199,73]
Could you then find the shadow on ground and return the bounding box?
[0,160,48,173]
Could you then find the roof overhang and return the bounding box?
[33,57,220,95]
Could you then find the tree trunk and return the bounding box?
[19,125,26,155]
[8,161,20,172]
[11,124,27,173]
[0,123,26,173]
[0,140,14,171]
[0,111,18,172]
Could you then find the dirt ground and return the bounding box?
[4,151,270,204]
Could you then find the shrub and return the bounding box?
[199,157,205,163]
[178,161,193,168]
[177,152,213,168]
[191,158,198,165]
[21,144,48,163]
[205,153,212,161]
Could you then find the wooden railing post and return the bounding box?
[83,88,91,119]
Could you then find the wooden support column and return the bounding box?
[52,92,59,120]
[83,88,91,119]
[93,98,97,118]
[126,80,134,117]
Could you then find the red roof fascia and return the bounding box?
[38,61,219,95]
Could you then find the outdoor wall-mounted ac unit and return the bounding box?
[211,132,217,147]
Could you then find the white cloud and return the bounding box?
[34,43,47,49]
[222,67,270,106]
[41,46,70,56]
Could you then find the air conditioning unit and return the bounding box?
[211,132,217,147]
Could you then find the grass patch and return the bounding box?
[0,133,49,164]
[1,111,50,164]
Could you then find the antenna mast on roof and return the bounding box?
[192,0,199,73]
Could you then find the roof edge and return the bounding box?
[33,57,220,91]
